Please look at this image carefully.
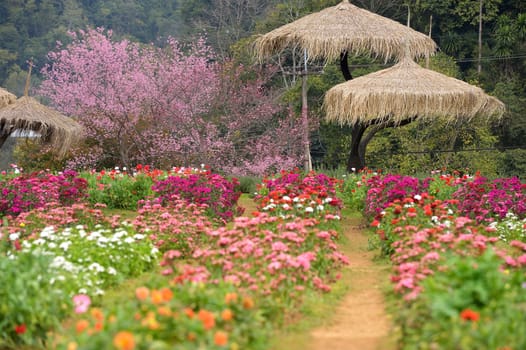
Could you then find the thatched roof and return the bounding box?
[254,0,437,62]
[0,96,82,157]
[323,57,505,126]
[0,87,16,109]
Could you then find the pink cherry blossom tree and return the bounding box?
[39,28,303,175]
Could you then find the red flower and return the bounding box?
[460,308,480,322]
[15,324,26,334]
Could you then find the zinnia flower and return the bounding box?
[73,294,91,314]
[14,324,26,334]
[113,331,135,350]
[460,308,480,322]
[214,330,228,346]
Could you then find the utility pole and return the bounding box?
[301,48,312,172]
[478,0,483,75]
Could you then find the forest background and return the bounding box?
[0,0,525,177]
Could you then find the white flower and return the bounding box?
[282,204,290,210]
[414,194,422,201]
[88,263,105,273]
[59,241,71,251]
[305,207,314,213]
[325,197,333,203]
[107,267,117,275]
[79,288,87,294]
[133,234,146,240]
[95,289,105,296]
[8,233,20,241]
[48,242,57,249]
[316,205,324,211]
[124,237,135,244]
[282,196,291,202]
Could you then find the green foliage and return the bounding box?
[82,172,155,210]
[13,138,68,172]
[399,249,526,350]
[0,251,71,349]
[234,175,261,194]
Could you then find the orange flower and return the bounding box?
[75,319,90,334]
[184,308,195,318]
[221,309,233,321]
[113,331,135,350]
[460,308,480,322]
[135,287,150,301]
[93,321,103,332]
[157,306,172,317]
[214,330,228,346]
[187,332,197,341]
[224,292,238,304]
[198,309,216,330]
[90,308,104,322]
[242,297,254,310]
[160,287,173,302]
[151,289,163,305]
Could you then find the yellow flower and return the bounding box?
[67,342,78,350]
[19,222,25,227]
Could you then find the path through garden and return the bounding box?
[238,196,395,350]
[308,215,395,350]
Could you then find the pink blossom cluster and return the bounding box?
[254,170,343,219]
[151,171,243,221]
[451,175,526,222]
[0,170,88,217]
[132,199,213,255]
[160,213,349,298]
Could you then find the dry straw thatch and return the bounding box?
[323,57,505,126]
[0,87,16,109]
[0,96,82,157]
[253,0,437,62]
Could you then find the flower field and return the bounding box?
[343,170,526,349]
[1,166,525,349]
[0,167,347,349]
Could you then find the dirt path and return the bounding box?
[308,216,395,350]
[238,196,395,350]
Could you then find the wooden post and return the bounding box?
[478,0,483,75]
[301,48,312,172]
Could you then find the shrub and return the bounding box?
[152,172,243,222]
[0,169,88,217]
[82,170,154,210]
[0,251,72,348]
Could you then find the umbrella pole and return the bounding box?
[339,51,365,172]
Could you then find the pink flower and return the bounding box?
[73,294,91,314]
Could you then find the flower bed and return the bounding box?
[348,171,526,349]
[0,168,348,349]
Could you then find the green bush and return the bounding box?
[399,249,526,350]
[82,172,154,210]
[0,251,71,348]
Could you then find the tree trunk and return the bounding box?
[340,52,364,171]
[347,123,366,172]
[0,132,9,149]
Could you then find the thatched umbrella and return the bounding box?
[324,56,505,169]
[0,63,82,157]
[254,0,438,172]
[254,0,437,79]
[0,87,16,109]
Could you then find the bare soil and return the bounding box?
[308,219,395,350]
